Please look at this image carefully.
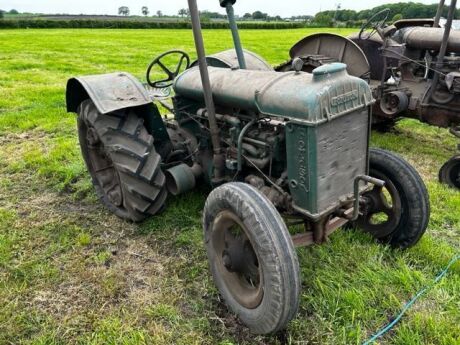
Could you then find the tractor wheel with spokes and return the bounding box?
[203,183,300,334]
[77,99,167,222]
[355,148,430,249]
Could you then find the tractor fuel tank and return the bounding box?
[190,49,273,71]
[401,27,460,52]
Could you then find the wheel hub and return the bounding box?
[357,173,402,239]
[211,211,263,309]
[222,240,258,274]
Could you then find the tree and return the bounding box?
[392,13,403,22]
[199,10,225,20]
[313,2,460,25]
[314,12,333,26]
[252,11,268,21]
[118,6,130,16]
[0,10,4,19]
[9,9,18,14]
[243,13,252,20]
[156,10,163,17]
[178,8,188,17]
[141,6,149,16]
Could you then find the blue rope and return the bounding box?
[363,254,460,345]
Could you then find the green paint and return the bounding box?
[285,64,372,215]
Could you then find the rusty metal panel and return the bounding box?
[66,72,151,114]
[289,33,370,79]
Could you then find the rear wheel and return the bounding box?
[203,183,300,334]
[78,100,167,222]
[355,148,430,249]
[439,155,460,190]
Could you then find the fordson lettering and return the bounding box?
[331,90,359,107]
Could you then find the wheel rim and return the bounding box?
[210,211,263,309]
[357,170,403,238]
[440,157,460,189]
[83,122,123,207]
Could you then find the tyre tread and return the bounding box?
[368,148,430,248]
[203,182,300,334]
[78,100,167,222]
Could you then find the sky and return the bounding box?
[0,0,442,17]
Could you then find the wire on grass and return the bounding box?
[363,254,460,345]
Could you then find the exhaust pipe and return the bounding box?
[187,0,225,183]
[165,163,202,196]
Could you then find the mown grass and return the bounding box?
[0,28,459,344]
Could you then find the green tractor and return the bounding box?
[66,0,430,334]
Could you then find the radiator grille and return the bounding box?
[316,110,369,213]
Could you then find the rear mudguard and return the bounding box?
[66,72,154,114]
[279,33,370,80]
[66,72,170,152]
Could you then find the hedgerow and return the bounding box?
[0,19,307,29]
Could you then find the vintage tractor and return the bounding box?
[66,0,430,334]
[278,0,460,190]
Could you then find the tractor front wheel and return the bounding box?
[203,183,300,334]
[77,100,167,222]
[355,148,430,249]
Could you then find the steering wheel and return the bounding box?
[146,50,190,88]
[359,9,391,40]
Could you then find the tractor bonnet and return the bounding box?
[174,63,373,125]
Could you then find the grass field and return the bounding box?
[0,28,459,345]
